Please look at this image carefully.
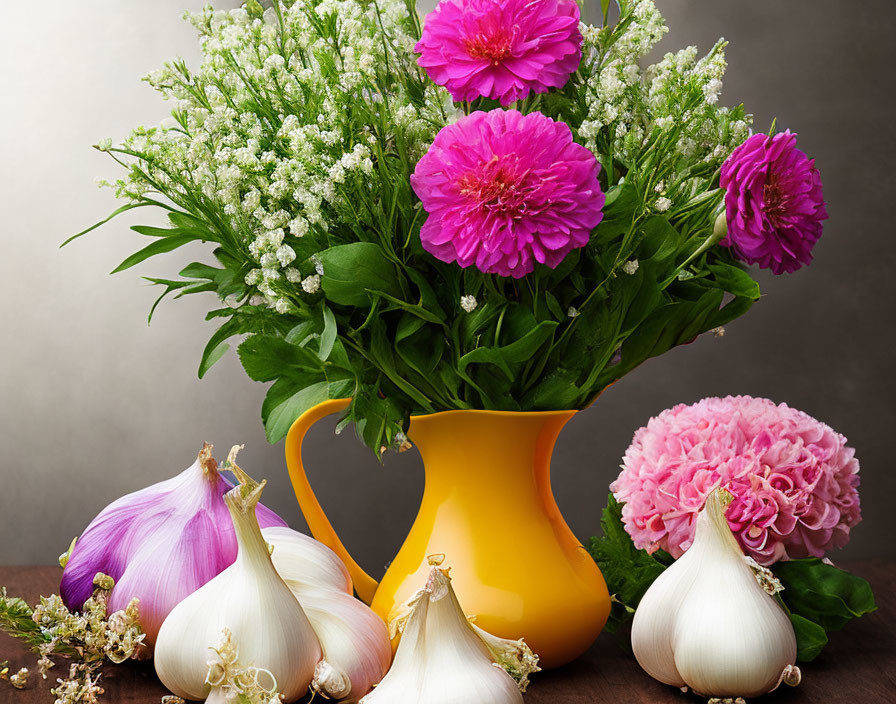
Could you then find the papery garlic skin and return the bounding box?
[60,444,286,647]
[632,490,799,699]
[361,565,524,704]
[155,457,320,702]
[264,526,353,595]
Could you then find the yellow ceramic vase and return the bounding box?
[285,398,611,668]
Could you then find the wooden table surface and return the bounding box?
[1,562,893,703]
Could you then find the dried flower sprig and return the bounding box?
[0,662,30,690]
[204,628,285,704]
[0,573,145,703]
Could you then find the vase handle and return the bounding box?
[284,397,379,604]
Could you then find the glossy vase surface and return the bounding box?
[285,399,610,668]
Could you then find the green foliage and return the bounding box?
[587,496,877,660]
[0,589,49,652]
[775,558,877,661]
[588,494,673,633]
[75,0,762,455]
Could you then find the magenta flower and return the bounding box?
[720,131,828,274]
[415,0,582,106]
[410,109,604,278]
[611,396,861,566]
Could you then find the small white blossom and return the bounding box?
[311,254,324,276]
[567,306,579,318]
[460,295,477,313]
[275,245,296,266]
[302,274,321,294]
[655,196,672,212]
[622,259,640,275]
[274,298,291,314]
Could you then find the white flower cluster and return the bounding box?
[578,0,751,172]
[108,0,448,313]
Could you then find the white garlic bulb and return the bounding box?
[360,562,530,704]
[263,525,353,595]
[154,451,321,702]
[631,489,801,699]
[303,589,392,702]
[264,525,391,702]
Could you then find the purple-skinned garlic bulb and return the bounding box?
[59,443,286,649]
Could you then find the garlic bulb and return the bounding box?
[60,443,286,647]
[154,449,320,702]
[264,525,353,595]
[360,561,535,704]
[631,489,801,699]
[264,526,391,702]
[302,590,392,702]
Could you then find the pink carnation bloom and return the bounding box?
[611,396,861,565]
[415,0,582,106]
[410,109,604,278]
[720,131,828,274]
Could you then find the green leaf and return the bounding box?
[587,494,672,632]
[142,277,191,324]
[773,558,877,632]
[789,613,829,662]
[638,216,681,263]
[238,335,323,382]
[544,291,565,321]
[707,262,761,299]
[262,379,333,444]
[62,202,151,247]
[111,234,199,274]
[370,290,444,324]
[459,320,558,381]
[179,262,223,280]
[319,305,338,361]
[318,243,404,308]
[199,317,248,378]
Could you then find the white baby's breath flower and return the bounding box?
[567,306,579,318]
[274,298,291,314]
[311,255,324,276]
[276,245,296,267]
[655,196,672,212]
[622,259,640,275]
[301,275,321,294]
[460,295,477,313]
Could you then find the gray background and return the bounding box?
[1,1,893,571]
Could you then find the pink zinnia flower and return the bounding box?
[415,0,582,106]
[410,109,604,278]
[720,131,828,274]
[611,396,861,566]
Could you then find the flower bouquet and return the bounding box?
[69,0,804,458]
